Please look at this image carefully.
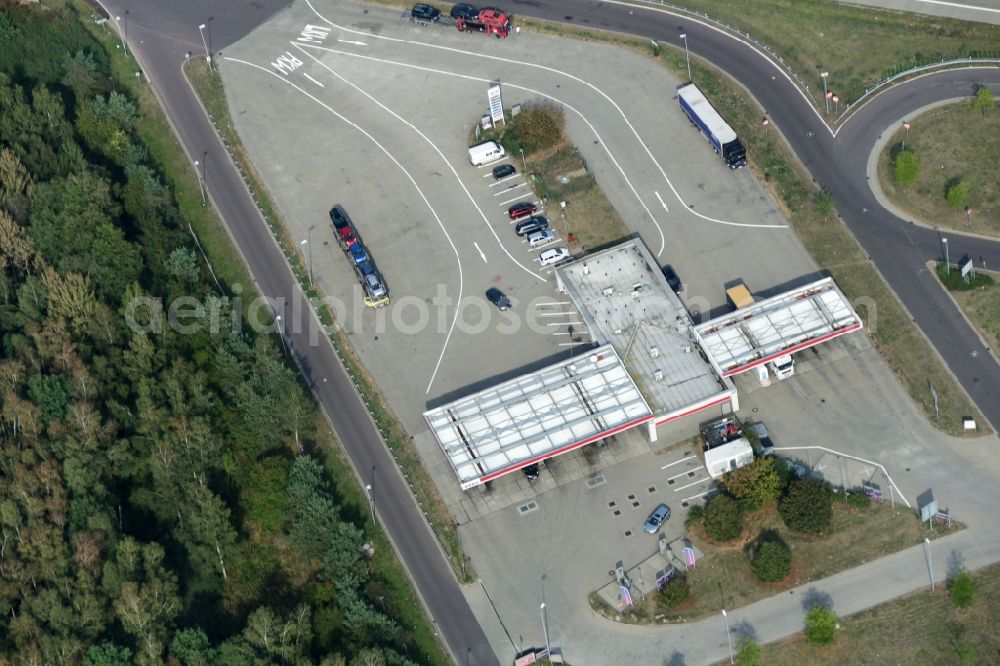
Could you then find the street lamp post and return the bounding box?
[923,537,935,591]
[274,314,289,359]
[301,227,314,287]
[820,71,830,114]
[679,32,692,82]
[519,147,526,171]
[365,466,375,524]
[902,121,911,150]
[832,93,839,114]
[198,23,212,69]
[966,207,973,226]
[207,17,214,61]
[194,159,206,205]
[114,14,127,54]
[722,609,734,664]
[943,237,950,274]
[540,603,551,656]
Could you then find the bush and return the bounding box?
[804,605,839,645]
[751,535,792,582]
[684,504,704,528]
[657,575,689,609]
[779,477,833,534]
[509,101,565,153]
[946,179,969,211]
[723,457,781,510]
[846,492,871,509]
[950,570,976,608]
[893,149,919,185]
[704,494,742,542]
[735,637,762,666]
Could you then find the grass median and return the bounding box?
[756,559,1000,665]
[877,100,1000,237]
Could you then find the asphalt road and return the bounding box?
[95,0,1000,664]
[92,0,499,663]
[509,0,1000,430]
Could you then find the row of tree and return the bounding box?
[1,2,427,664]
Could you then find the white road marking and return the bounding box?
[655,190,668,212]
[681,490,713,503]
[478,156,510,168]
[535,301,573,307]
[673,477,709,493]
[546,321,583,326]
[537,311,577,317]
[661,456,695,470]
[498,193,536,207]
[302,72,325,87]
[489,176,519,187]
[305,0,789,251]
[338,39,368,46]
[474,241,487,263]
[667,468,704,482]
[494,183,527,196]
[222,56,464,396]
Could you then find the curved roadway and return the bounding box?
[508,0,1000,430]
[99,0,1000,664]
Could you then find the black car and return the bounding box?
[662,264,684,293]
[411,3,441,22]
[485,287,511,311]
[450,3,479,20]
[522,463,539,480]
[329,205,349,230]
[492,163,516,180]
[515,215,549,237]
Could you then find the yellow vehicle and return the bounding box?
[725,282,755,309]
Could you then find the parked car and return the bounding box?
[522,463,540,480]
[410,3,441,22]
[450,3,479,20]
[539,247,570,267]
[507,201,537,220]
[515,215,549,236]
[527,229,557,248]
[492,163,516,179]
[643,503,671,534]
[662,264,684,293]
[329,205,349,230]
[485,287,511,311]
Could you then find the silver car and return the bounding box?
[643,503,671,534]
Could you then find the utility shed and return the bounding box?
[704,439,754,479]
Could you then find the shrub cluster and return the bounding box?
[704,494,742,542]
[779,477,834,534]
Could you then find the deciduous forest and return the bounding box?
[0,2,429,664]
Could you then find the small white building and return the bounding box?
[704,439,754,479]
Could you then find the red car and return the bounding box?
[507,201,537,220]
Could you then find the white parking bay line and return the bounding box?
[489,176,520,187]
[547,321,583,327]
[494,183,527,196]
[302,72,325,87]
[478,156,509,168]
[667,467,704,482]
[536,301,572,307]
[673,478,708,493]
[498,194,536,207]
[537,311,577,317]
[661,455,695,470]
[681,490,713,504]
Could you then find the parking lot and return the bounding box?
[220,0,819,430]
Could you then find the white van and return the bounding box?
[539,247,570,267]
[467,141,506,166]
[527,229,557,248]
[769,354,795,379]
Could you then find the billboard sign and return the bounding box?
[488,81,504,125]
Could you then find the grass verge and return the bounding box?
[877,101,1000,237]
[755,560,1000,665]
[934,263,1000,360]
[615,0,1000,111]
[185,56,473,582]
[593,498,958,623]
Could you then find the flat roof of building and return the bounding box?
[423,344,653,490]
[555,239,733,421]
[693,277,863,377]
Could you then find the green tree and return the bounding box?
[61,50,101,100]
[657,575,689,609]
[704,493,742,542]
[723,457,781,509]
[167,247,201,287]
[735,637,761,666]
[176,484,238,581]
[946,179,969,211]
[27,373,69,425]
[751,535,792,582]
[510,101,565,153]
[804,605,839,645]
[169,628,214,665]
[83,641,132,666]
[950,569,976,608]
[779,477,833,534]
[970,86,995,118]
[893,149,919,185]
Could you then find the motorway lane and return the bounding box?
[513,0,1000,428]
[96,0,499,663]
